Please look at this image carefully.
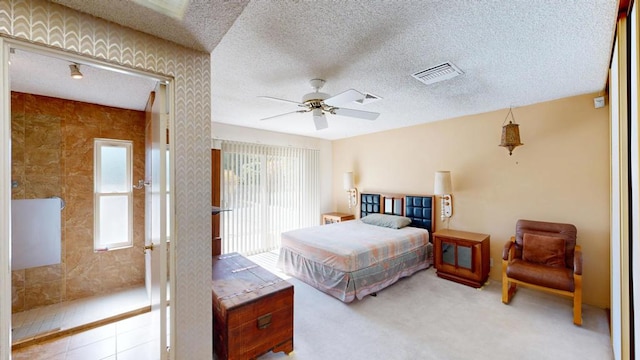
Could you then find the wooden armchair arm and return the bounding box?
[574,245,583,275]
[502,236,516,261]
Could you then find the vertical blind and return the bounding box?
[220,141,320,255]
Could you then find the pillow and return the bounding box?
[522,233,566,268]
[361,214,411,229]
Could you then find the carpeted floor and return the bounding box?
[250,251,613,360]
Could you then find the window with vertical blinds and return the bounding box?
[220,141,320,255]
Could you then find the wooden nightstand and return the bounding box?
[321,212,355,225]
[433,229,490,288]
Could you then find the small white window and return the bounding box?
[94,139,133,251]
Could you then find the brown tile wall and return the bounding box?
[11,92,146,313]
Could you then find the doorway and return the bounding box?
[1,40,173,356]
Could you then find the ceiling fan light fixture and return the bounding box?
[69,63,83,79]
[259,79,381,130]
[312,108,328,130]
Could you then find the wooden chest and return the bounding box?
[212,253,294,360]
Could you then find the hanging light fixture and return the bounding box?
[499,108,523,156]
[69,63,83,79]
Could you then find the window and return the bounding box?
[94,139,133,251]
[221,141,320,255]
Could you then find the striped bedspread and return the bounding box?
[280,220,430,272]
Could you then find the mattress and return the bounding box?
[278,219,431,302]
[280,220,429,272]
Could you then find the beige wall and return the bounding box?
[332,93,610,308]
[11,92,146,312]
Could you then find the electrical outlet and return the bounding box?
[490,258,494,267]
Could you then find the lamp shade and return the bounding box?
[343,172,355,190]
[434,171,452,195]
[499,121,523,155]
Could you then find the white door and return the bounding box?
[145,83,168,359]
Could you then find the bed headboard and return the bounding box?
[360,193,381,218]
[381,194,404,216]
[360,192,435,241]
[405,195,435,241]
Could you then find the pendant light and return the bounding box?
[499,108,523,156]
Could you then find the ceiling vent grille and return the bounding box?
[411,62,464,85]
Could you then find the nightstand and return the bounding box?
[321,212,355,225]
[433,229,490,288]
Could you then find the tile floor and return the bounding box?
[12,286,149,345]
[11,252,280,359]
[12,311,159,360]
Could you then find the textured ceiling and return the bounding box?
[209,1,618,140]
[51,0,249,52]
[19,1,619,140]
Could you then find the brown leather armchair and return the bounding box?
[502,219,582,325]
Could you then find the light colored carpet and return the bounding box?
[249,251,613,360]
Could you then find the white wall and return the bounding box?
[211,122,334,215]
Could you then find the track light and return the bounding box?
[69,63,83,79]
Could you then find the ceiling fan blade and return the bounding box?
[258,96,306,107]
[313,113,328,130]
[261,110,307,121]
[323,89,365,106]
[332,107,380,120]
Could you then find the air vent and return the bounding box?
[355,92,382,105]
[411,62,464,85]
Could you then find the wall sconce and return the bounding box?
[499,108,523,155]
[343,171,358,209]
[434,171,452,221]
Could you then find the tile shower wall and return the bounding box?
[11,91,146,313]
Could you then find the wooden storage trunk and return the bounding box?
[212,253,294,360]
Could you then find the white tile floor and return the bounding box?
[12,310,160,360]
[12,286,149,345]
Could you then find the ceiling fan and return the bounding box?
[259,79,380,130]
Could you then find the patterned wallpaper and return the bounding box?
[0,0,212,358]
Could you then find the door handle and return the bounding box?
[144,244,154,251]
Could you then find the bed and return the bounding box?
[277,193,434,302]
